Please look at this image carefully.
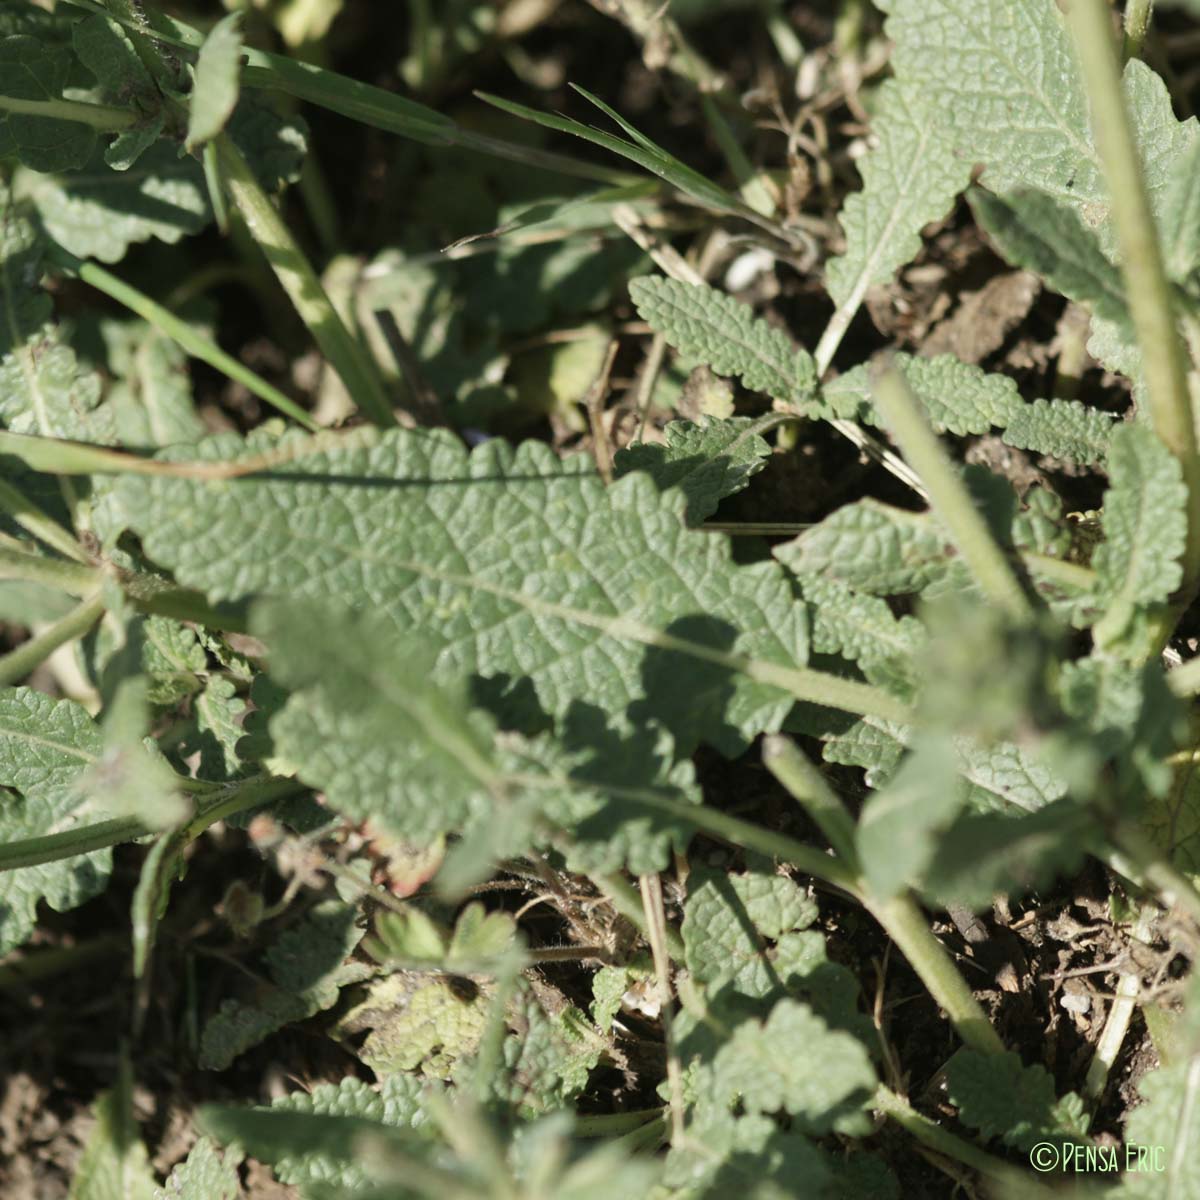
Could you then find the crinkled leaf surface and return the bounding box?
[1116,1054,1200,1198]
[115,428,808,756]
[0,35,96,172]
[629,276,817,412]
[823,352,1020,437]
[155,1138,242,1200]
[825,78,971,309]
[613,415,772,525]
[0,687,111,953]
[1001,397,1115,465]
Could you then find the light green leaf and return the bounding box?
[822,352,1021,436]
[774,498,959,595]
[856,740,966,900]
[628,276,817,412]
[1160,137,1200,286]
[970,189,1130,327]
[1116,1053,1200,1198]
[613,415,773,525]
[155,1138,242,1200]
[710,999,876,1133]
[0,192,112,441]
[879,1,1196,250]
[102,320,205,449]
[69,1093,157,1200]
[186,13,243,150]
[263,1075,432,1193]
[15,143,210,264]
[198,900,368,1070]
[945,1049,1088,1153]
[825,78,971,310]
[0,686,111,953]
[1000,397,1115,466]
[0,35,96,172]
[792,572,926,695]
[1092,425,1188,650]
[114,428,808,756]
[682,865,818,999]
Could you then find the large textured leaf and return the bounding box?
[0,35,96,172]
[613,415,772,525]
[155,1138,242,1200]
[114,428,808,755]
[1092,425,1188,649]
[970,189,1130,327]
[1000,397,1115,466]
[823,352,1021,436]
[0,192,112,440]
[879,0,1197,249]
[628,276,818,412]
[1116,1053,1200,1199]
[825,79,971,310]
[255,600,700,872]
[0,687,111,953]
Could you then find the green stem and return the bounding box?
[0,591,105,685]
[591,870,685,959]
[0,776,301,875]
[0,478,91,564]
[762,734,860,865]
[214,135,395,428]
[1067,0,1200,604]
[0,932,128,992]
[871,365,1033,621]
[865,894,1006,1056]
[50,248,320,432]
[0,95,134,130]
[1124,0,1155,60]
[874,1087,1058,1195]
[0,543,100,596]
[571,1108,665,1137]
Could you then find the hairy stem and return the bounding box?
[0,543,100,596]
[762,734,860,865]
[1067,0,1200,606]
[875,1087,1058,1195]
[0,95,134,130]
[640,873,686,1145]
[0,479,91,565]
[865,895,1006,1056]
[0,591,105,686]
[50,248,319,432]
[214,135,395,427]
[871,364,1033,621]
[1124,0,1155,60]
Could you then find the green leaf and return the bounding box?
[198,900,368,1070]
[1159,138,1200,286]
[628,276,818,412]
[0,35,96,172]
[879,1,1196,251]
[15,143,210,264]
[0,192,112,441]
[69,1065,158,1200]
[155,1138,243,1200]
[855,741,966,901]
[263,1075,432,1194]
[1116,1052,1200,1198]
[1092,424,1188,651]
[682,865,819,999]
[1000,397,1115,466]
[792,572,926,695]
[0,686,112,953]
[774,499,959,596]
[710,999,876,1133]
[114,428,808,756]
[822,352,1021,437]
[101,320,205,449]
[945,1049,1088,1153]
[477,86,742,214]
[825,79,971,310]
[613,415,773,525]
[186,13,243,150]
[970,189,1130,327]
